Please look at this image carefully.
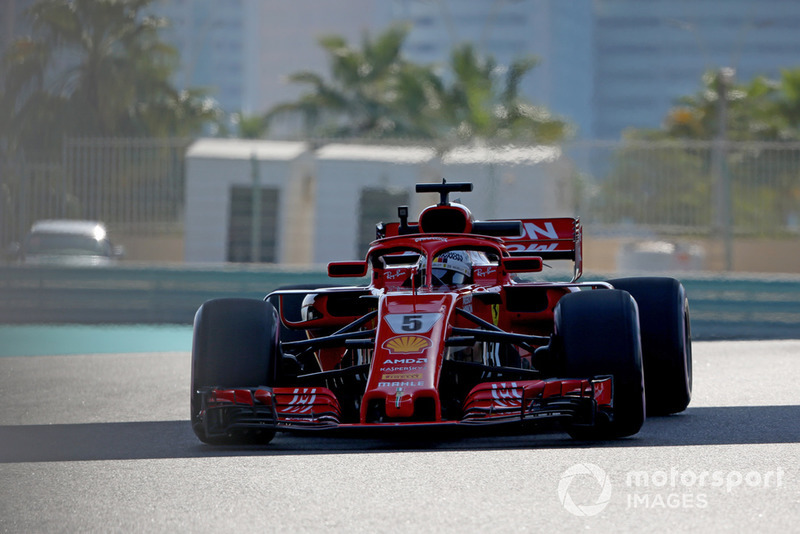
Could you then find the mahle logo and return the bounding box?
[558,463,613,517]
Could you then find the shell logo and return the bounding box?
[383,335,431,354]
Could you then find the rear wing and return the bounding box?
[500,217,582,281]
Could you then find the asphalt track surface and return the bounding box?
[1,341,798,532]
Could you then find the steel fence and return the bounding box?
[2,137,800,248]
[565,140,800,238]
[1,137,191,246]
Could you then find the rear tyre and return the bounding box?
[554,290,645,439]
[191,298,280,444]
[608,277,692,415]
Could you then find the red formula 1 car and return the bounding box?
[190,181,692,444]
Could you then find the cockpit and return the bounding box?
[371,245,501,290]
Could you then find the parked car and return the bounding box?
[8,219,124,266]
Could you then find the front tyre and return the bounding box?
[191,298,280,444]
[554,289,645,439]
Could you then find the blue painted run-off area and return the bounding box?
[0,324,192,356]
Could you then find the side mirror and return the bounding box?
[327,260,368,278]
[502,256,543,273]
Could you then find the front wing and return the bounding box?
[194,377,614,440]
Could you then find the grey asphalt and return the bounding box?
[0,341,798,532]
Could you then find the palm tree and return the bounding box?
[617,69,800,235]
[266,25,439,139]
[266,26,569,144]
[633,68,800,142]
[0,0,218,155]
[440,43,568,143]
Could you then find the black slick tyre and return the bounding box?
[191,298,280,444]
[554,289,646,439]
[608,277,692,415]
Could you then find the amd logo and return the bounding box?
[383,358,427,365]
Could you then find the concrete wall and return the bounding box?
[117,231,800,276]
[3,264,799,340]
[113,233,184,263]
[584,237,800,275]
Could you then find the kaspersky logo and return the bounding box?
[382,335,431,354]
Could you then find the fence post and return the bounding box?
[712,68,734,271]
[250,152,261,263]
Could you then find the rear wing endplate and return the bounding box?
[498,217,582,281]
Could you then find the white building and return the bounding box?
[184,139,313,264]
[184,140,573,265]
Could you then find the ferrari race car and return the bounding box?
[191,181,692,444]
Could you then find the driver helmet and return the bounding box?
[301,293,323,321]
[432,250,473,286]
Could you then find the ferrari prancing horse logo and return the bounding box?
[383,335,431,354]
